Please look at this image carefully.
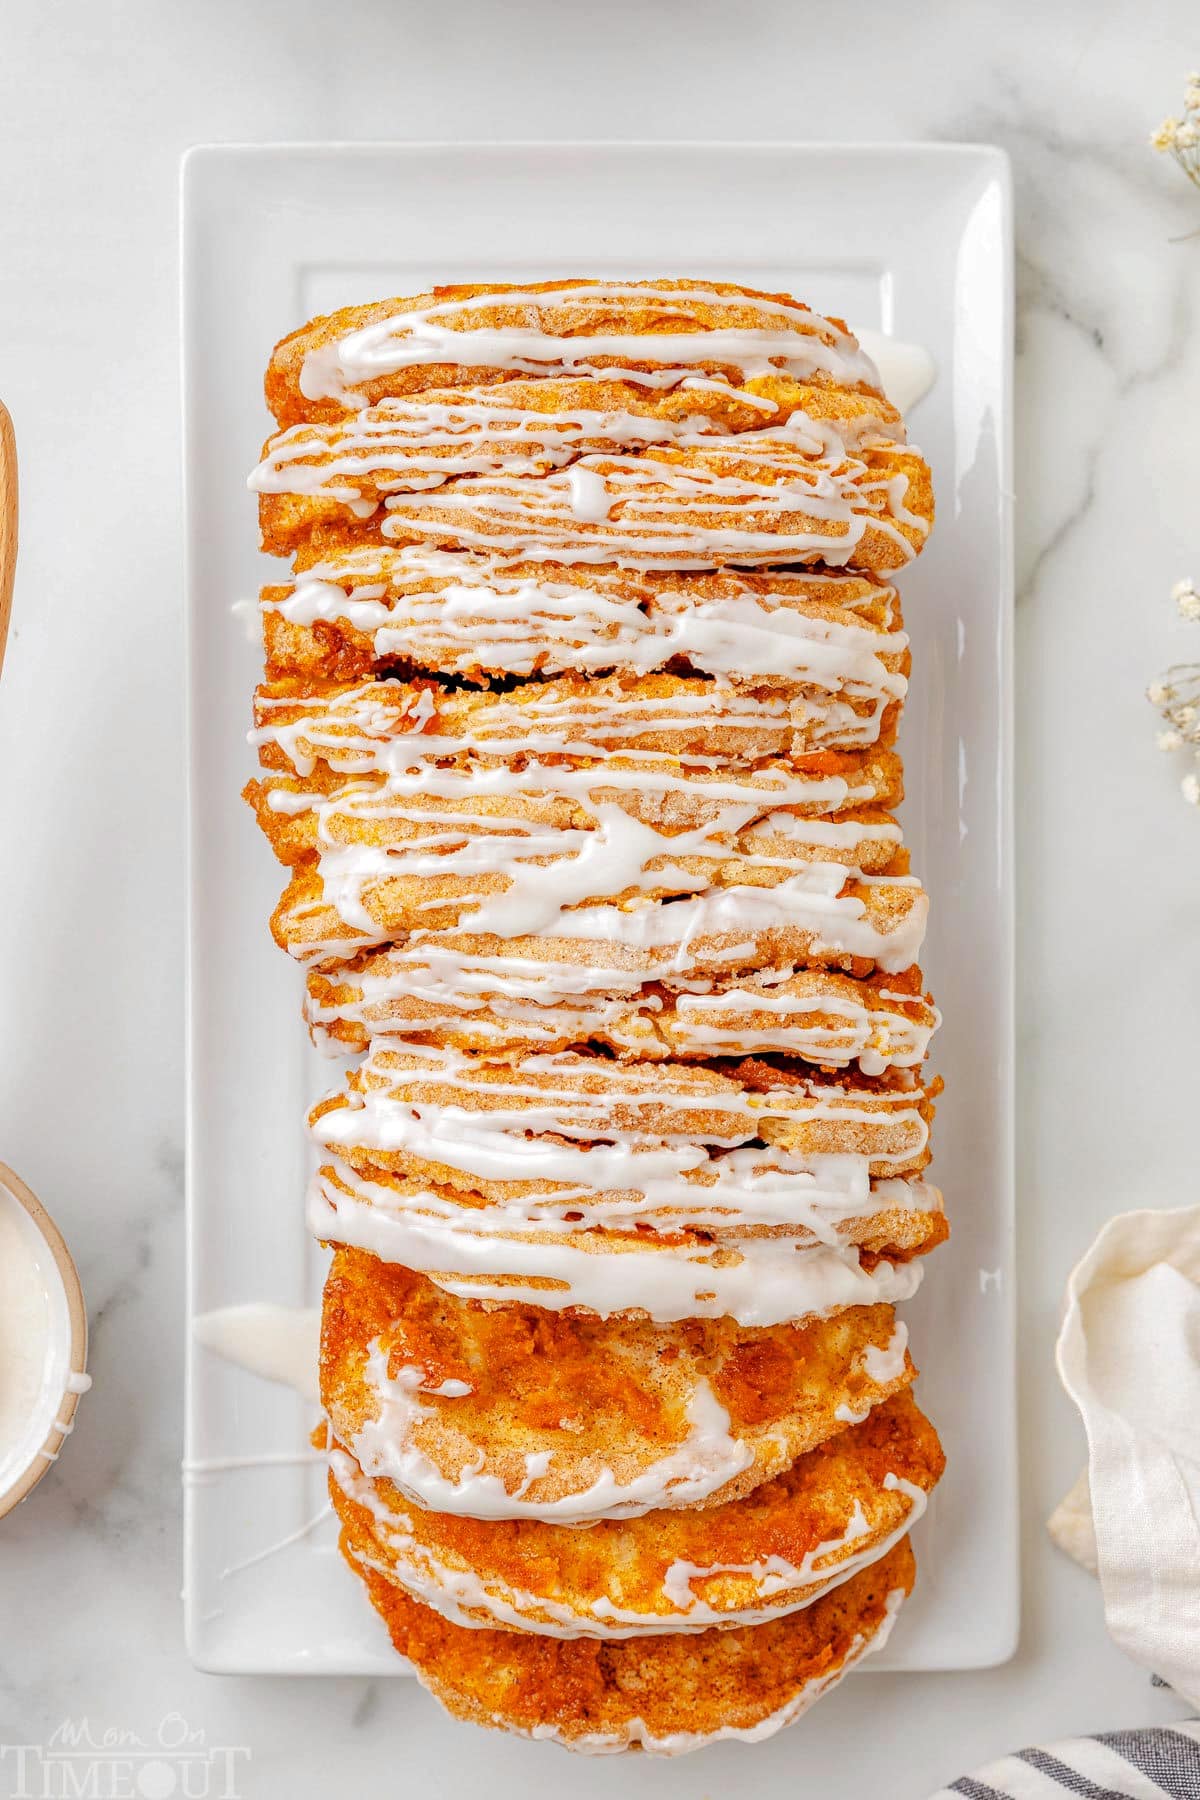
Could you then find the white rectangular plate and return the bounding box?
[184,141,1015,1676]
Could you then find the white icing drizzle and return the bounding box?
[329,1445,926,1638]
[654,1479,926,1628]
[261,739,923,967]
[308,1167,925,1327]
[251,392,748,504]
[539,877,919,954]
[263,545,907,689]
[297,283,882,406]
[285,866,927,978]
[253,671,902,770]
[351,1341,753,1523]
[310,1042,932,1183]
[566,463,616,521]
[183,1451,327,1478]
[862,1318,910,1386]
[379,431,925,571]
[652,981,931,1069]
[263,723,893,803]
[341,1516,908,1753]
[834,1322,910,1423]
[316,1147,940,1247]
[833,1400,873,1427]
[308,943,937,1074]
[219,1505,331,1581]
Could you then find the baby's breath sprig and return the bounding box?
[1151,72,1200,186]
[1148,579,1200,804]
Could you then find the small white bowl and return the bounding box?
[0,1161,89,1519]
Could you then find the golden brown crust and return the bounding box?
[251,670,903,773]
[306,953,937,1068]
[267,865,922,972]
[250,766,907,862]
[309,1043,938,1182]
[265,278,884,427]
[252,376,907,556]
[259,553,906,689]
[261,437,932,572]
[313,1156,947,1269]
[320,1249,920,1513]
[328,1391,942,1635]
[340,1530,915,1749]
[250,281,943,1738]
[260,547,899,680]
[249,751,906,853]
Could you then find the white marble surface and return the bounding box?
[1,2,1199,1794]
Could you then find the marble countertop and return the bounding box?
[2,2,1199,1794]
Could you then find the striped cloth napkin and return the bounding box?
[931,1723,1200,1797]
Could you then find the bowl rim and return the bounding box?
[0,1159,89,1520]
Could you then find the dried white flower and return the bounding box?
[1148,573,1200,802]
[1171,581,1200,622]
[1154,78,1200,185]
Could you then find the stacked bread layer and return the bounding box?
[247,280,945,1752]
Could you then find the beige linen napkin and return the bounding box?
[1052,1205,1200,1707]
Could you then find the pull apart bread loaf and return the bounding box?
[245,279,945,1749]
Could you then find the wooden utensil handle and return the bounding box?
[0,402,16,681]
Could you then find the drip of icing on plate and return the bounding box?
[855,332,936,415]
[193,1304,321,1405]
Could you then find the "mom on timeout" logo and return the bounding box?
[1,1714,250,1799]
